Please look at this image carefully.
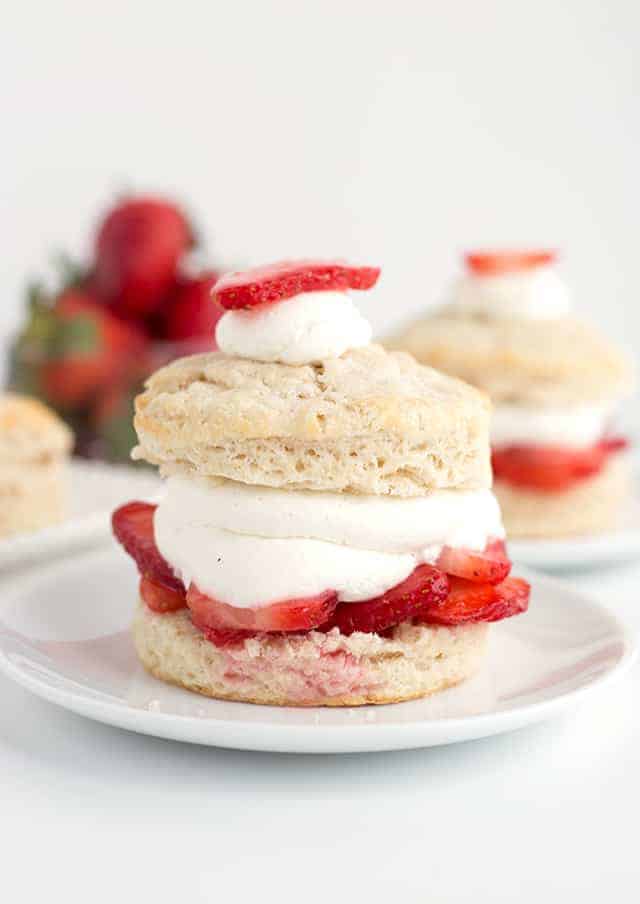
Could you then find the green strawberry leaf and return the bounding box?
[50,315,100,359]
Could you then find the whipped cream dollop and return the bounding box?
[452,266,571,320]
[154,476,505,608]
[215,291,372,365]
[491,403,612,449]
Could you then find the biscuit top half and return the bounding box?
[0,393,73,465]
[387,313,634,407]
[133,342,491,497]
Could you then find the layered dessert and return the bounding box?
[112,260,530,706]
[0,393,72,537]
[387,251,634,538]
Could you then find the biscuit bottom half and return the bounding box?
[0,460,68,539]
[494,455,630,539]
[133,602,488,707]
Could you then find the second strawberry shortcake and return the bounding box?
[113,260,530,706]
[388,251,634,538]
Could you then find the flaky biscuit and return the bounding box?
[132,344,492,495]
[495,454,630,538]
[0,393,73,465]
[386,313,634,406]
[133,602,488,707]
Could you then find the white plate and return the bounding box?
[0,460,161,571]
[0,548,634,753]
[508,474,640,573]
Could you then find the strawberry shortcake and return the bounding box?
[387,251,634,538]
[112,260,530,706]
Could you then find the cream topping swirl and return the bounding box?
[492,402,613,449]
[452,265,571,320]
[215,291,372,365]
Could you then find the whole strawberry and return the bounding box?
[41,291,147,408]
[94,196,192,317]
[164,271,223,342]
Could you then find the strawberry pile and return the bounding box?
[113,502,530,647]
[8,195,224,463]
[492,437,628,492]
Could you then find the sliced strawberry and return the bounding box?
[213,260,380,310]
[422,576,530,626]
[465,250,556,276]
[139,576,186,613]
[492,437,628,492]
[436,538,511,584]
[186,584,338,633]
[316,565,450,636]
[112,501,183,591]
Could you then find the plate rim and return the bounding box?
[0,559,636,754]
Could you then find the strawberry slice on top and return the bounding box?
[465,250,556,276]
[213,260,380,310]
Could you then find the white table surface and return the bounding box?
[2,548,639,903]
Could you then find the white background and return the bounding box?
[1,3,639,901]
[1,0,639,360]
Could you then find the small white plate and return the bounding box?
[0,460,161,571]
[0,549,634,753]
[508,475,640,573]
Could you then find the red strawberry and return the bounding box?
[422,576,530,626]
[186,584,338,633]
[139,576,186,613]
[94,197,192,317]
[436,539,511,585]
[465,250,556,276]
[112,501,183,591]
[41,292,146,407]
[164,271,223,341]
[492,438,628,492]
[317,565,450,636]
[213,260,380,310]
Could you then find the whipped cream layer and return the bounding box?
[154,476,504,608]
[453,266,571,320]
[492,403,612,449]
[215,291,372,365]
